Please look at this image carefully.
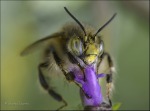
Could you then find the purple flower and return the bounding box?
[73,65,106,107]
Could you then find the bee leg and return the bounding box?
[67,52,86,81]
[38,62,49,90]
[105,53,114,106]
[53,51,75,81]
[67,52,93,98]
[38,62,67,110]
[106,74,112,106]
[97,52,114,106]
[53,51,90,98]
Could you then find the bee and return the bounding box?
[21,7,116,110]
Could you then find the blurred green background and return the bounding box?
[1,1,149,110]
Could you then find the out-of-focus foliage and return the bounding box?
[1,1,149,110]
[112,103,122,110]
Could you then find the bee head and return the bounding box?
[67,34,104,65]
[65,7,116,65]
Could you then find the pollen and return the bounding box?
[86,44,99,55]
[84,55,96,64]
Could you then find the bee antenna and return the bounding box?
[94,13,117,37]
[64,7,86,36]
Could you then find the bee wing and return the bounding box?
[20,32,64,56]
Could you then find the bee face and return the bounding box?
[67,34,104,65]
[83,35,103,65]
[84,42,99,65]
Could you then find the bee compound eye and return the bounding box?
[68,37,83,56]
[99,41,104,55]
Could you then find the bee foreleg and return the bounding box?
[67,52,86,81]
[52,51,75,81]
[38,62,67,110]
[53,51,90,98]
